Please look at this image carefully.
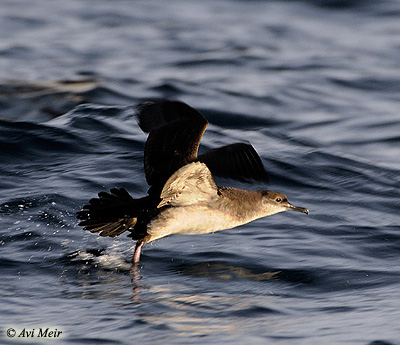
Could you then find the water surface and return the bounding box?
[1,1,400,344]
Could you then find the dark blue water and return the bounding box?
[1,1,400,344]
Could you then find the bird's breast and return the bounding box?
[145,205,245,242]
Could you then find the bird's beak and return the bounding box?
[286,202,309,215]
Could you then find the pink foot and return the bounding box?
[133,241,144,265]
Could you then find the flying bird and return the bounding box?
[77,99,309,264]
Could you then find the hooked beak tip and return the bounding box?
[287,203,309,215]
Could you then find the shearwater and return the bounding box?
[77,99,309,264]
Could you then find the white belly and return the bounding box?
[146,206,245,242]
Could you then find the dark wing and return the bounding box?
[197,143,269,182]
[135,99,208,193]
[77,188,139,237]
[136,98,207,132]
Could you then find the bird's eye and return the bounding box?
[275,198,282,203]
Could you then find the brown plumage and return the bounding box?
[77,99,308,264]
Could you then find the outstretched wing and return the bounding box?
[135,99,208,194]
[198,143,269,182]
[158,162,219,208]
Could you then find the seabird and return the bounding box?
[77,99,309,264]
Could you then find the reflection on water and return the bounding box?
[174,261,280,281]
[63,251,284,336]
[137,283,279,337]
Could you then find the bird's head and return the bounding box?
[259,190,309,217]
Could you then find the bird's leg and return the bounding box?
[130,240,144,302]
[133,240,144,265]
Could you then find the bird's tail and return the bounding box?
[77,188,142,238]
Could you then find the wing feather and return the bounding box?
[135,100,208,191]
[198,143,269,182]
[158,162,219,208]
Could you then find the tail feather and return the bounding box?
[86,218,137,238]
[77,188,139,238]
